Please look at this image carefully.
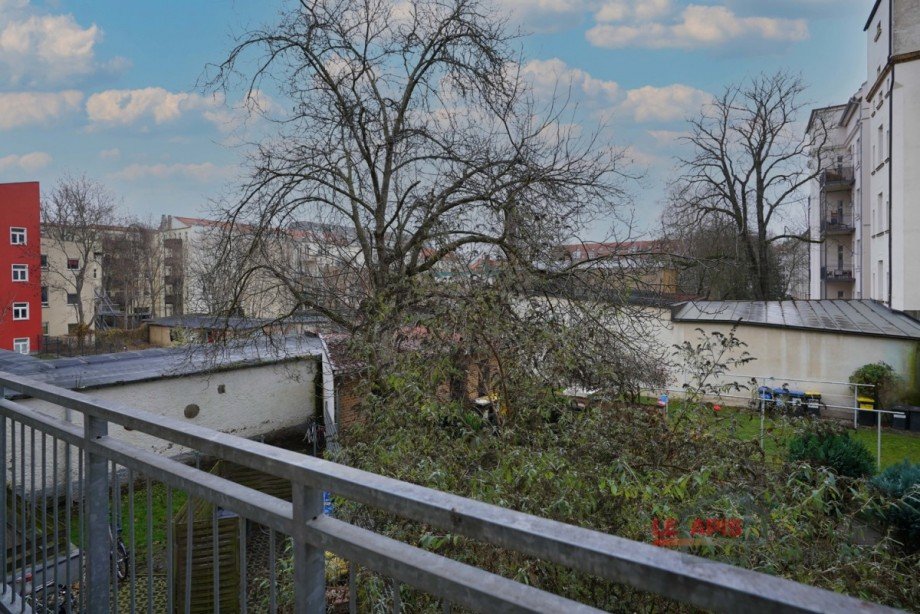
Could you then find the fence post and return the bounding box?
[877,412,882,471]
[84,415,111,614]
[0,386,6,595]
[292,482,325,613]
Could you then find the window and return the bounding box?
[877,193,884,228]
[878,125,885,163]
[837,291,844,299]
[877,260,884,299]
[12,302,28,320]
[41,286,48,306]
[10,227,26,245]
[40,254,48,269]
[66,258,79,270]
[11,264,27,282]
[41,322,49,335]
[67,324,78,336]
[12,338,29,354]
[66,293,78,305]
[837,245,844,268]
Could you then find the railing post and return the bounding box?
[292,483,325,613]
[84,415,110,614]
[0,386,6,595]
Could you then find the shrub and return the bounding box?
[872,461,920,551]
[849,362,902,407]
[788,431,875,478]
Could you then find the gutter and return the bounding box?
[888,6,894,307]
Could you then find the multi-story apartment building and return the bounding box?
[39,233,102,337]
[808,0,920,318]
[0,182,42,353]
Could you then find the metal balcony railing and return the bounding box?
[819,166,855,189]
[820,217,856,234]
[0,373,896,613]
[821,267,856,281]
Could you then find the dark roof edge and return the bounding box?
[671,315,920,343]
[865,0,884,31]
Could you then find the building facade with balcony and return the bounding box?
[808,0,920,318]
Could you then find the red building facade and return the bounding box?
[0,182,42,353]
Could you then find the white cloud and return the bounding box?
[586,4,808,50]
[0,90,83,130]
[647,129,688,145]
[0,151,52,172]
[86,88,224,127]
[110,162,234,183]
[0,3,117,86]
[620,84,711,122]
[99,148,121,160]
[523,58,619,103]
[595,0,672,22]
[495,0,593,32]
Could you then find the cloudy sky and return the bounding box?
[0,0,870,234]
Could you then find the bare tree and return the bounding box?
[206,0,633,385]
[102,219,167,324]
[668,71,825,300]
[42,175,118,339]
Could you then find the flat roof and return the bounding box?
[0,336,324,394]
[671,300,920,341]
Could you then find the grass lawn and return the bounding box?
[702,406,920,471]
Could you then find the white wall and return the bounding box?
[6,359,319,491]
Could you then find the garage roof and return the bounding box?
[671,300,920,341]
[0,336,325,394]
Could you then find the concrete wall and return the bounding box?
[8,359,319,491]
[666,319,916,406]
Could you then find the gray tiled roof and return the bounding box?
[0,336,324,395]
[671,300,920,341]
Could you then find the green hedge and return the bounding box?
[872,461,920,551]
[788,431,876,478]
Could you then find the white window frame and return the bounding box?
[10,227,26,245]
[12,338,29,354]
[11,264,28,282]
[12,302,29,320]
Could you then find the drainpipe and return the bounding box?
[887,1,893,308]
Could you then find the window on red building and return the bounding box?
[10,227,26,245]
[11,264,28,282]
[12,338,29,354]
[12,302,29,320]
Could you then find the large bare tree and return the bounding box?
[668,71,825,300]
[42,175,119,338]
[206,0,638,387]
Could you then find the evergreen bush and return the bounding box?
[788,431,876,478]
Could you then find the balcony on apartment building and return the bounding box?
[819,166,855,189]
[820,213,857,235]
[821,265,856,282]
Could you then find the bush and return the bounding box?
[872,461,920,551]
[788,431,875,478]
[850,362,901,407]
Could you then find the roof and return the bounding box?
[150,314,270,331]
[671,300,920,341]
[865,0,884,31]
[0,336,325,395]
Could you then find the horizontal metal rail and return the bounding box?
[0,372,900,613]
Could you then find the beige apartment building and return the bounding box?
[39,234,102,337]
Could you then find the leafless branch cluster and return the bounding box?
[665,70,825,300]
